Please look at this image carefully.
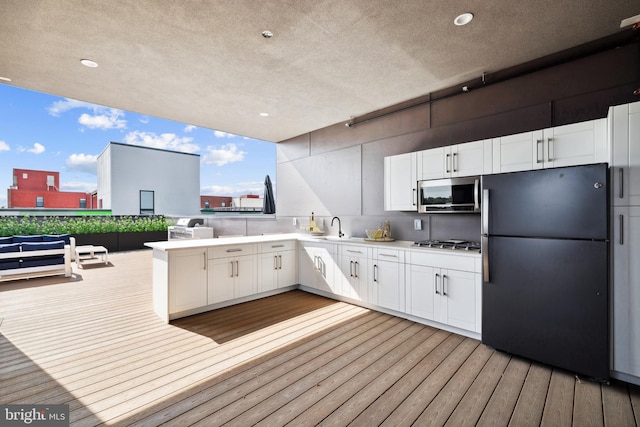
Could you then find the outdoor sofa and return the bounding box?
[0,234,74,282]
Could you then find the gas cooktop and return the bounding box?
[413,239,481,252]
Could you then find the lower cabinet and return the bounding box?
[208,244,257,304]
[337,245,369,301]
[611,206,640,380]
[298,241,338,293]
[169,248,208,313]
[258,241,297,292]
[406,250,481,333]
[369,248,405,312]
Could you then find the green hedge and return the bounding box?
[0,215,174,237]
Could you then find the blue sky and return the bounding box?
[0,84,276,208]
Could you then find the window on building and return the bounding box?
[23,173,28,179]
[204,200,210,209]
[79,198,87,208]
[221,201,226,207]
[36,196,44,207]
[140,190,154,215]
[47,175,55,188]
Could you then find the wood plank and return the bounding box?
[509,363,552,426]
[540,369,575,427]
[572,378,603,427]
[477,357,530,427]
[444,351,511,426]
[602,382,635,427]
[631,384,640,425]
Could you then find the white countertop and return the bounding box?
[145,233,480,257]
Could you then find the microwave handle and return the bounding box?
[474,179,480,211]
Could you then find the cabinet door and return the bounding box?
[258,252,279,292]
[406,264,436,320]
[610,102,640,206]
[338,250,368,301]
[208,257,235,304]
[373,259,405,312]
[440,269,479,333]
[316,251,337,294]
[169,249,208,313]
[384,152,418,211]
[543,118,607,168]
[612,206,640,377]
[277,250,297,288]
[492,130,543,173]
[298,246,318,289]
[234,255,257,299]
[451,140,491,177]
[418,147,447,180]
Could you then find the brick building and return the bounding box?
[7,168,94,209]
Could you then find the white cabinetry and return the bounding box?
[492,118,608,173]
[208,244,257,304]
[406,250,481,333]
[298,241,338,294]
[169,248,208,314]
[384,152,418,211]
[258,240,297,292]
[369,248,405,312]
[610,101,640,384]
[610,101,640,207]
[417,139,492,180]
[337,245,369,301]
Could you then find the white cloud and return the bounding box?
[78,108,127,130]
[0,141,9,152]
[47,98,97,116]
[202,143,246,166]
[184,125,197,133]
[123,130,200,153]
[214,130,236,138]
[61,181,96,193]
[24,142,45,154]
[66,153,98,175]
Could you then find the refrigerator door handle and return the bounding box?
[620,214,624,245]
[482,188,490,282]
[619,168,624,199]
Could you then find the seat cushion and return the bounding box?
[0,260,20,270]
[43,234,71,245]
[21,241,65,252]
[0,243,21,253]
[0,237,12,244]
[0,244,23,270]
[13,235,43,243]
[21,256,64,268]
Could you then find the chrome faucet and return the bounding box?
[331,216,344,238]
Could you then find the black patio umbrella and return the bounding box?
[262,174,275,214]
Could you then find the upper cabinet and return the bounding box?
[384,152,418,211]
[418,139,492,180]
[609,101,640,207]
[492,118,608,174]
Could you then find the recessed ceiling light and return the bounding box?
[0,76,12,82]
[454,12,474,26]
[259,112,269,117]
[80,59,98,68]
[261,30,273,39]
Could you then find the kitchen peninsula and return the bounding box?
[145,233,482,339]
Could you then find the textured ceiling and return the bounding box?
[0,1,638,142]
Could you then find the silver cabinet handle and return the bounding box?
[435,273,440,295]
[271,244,284,248]
[230,261,234,278]
[373,264,378,283]
[203,252,207,270]
[443,274,448,296]
[547,137,553,162]
[274,255,278,270]
[413,188,417,206]
[236,260,240,277]
[379,253,397,258]
[474,179,480,211]
[620,214,624,245]
[453,152,458,172]
[346,250,363,254]
[354,261,359,278]
[226,248,242,253]
[446,153,451,173]
[278,255,282,270]
[350,260,354,277]
[619,168,624,199]
[536,139,543,163]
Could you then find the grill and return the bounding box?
[168,218,214,240]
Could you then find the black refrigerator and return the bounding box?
[481,163,609,380]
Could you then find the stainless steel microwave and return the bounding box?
[418,176,481,213]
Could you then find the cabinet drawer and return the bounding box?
[374,248,404,263]
[259,240,296,253]
[409,250,476,272]
[340,245,369,257]
[209,244,256,259]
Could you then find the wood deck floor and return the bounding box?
[1,249,638,426]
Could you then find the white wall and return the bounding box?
[98,143,200,216]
